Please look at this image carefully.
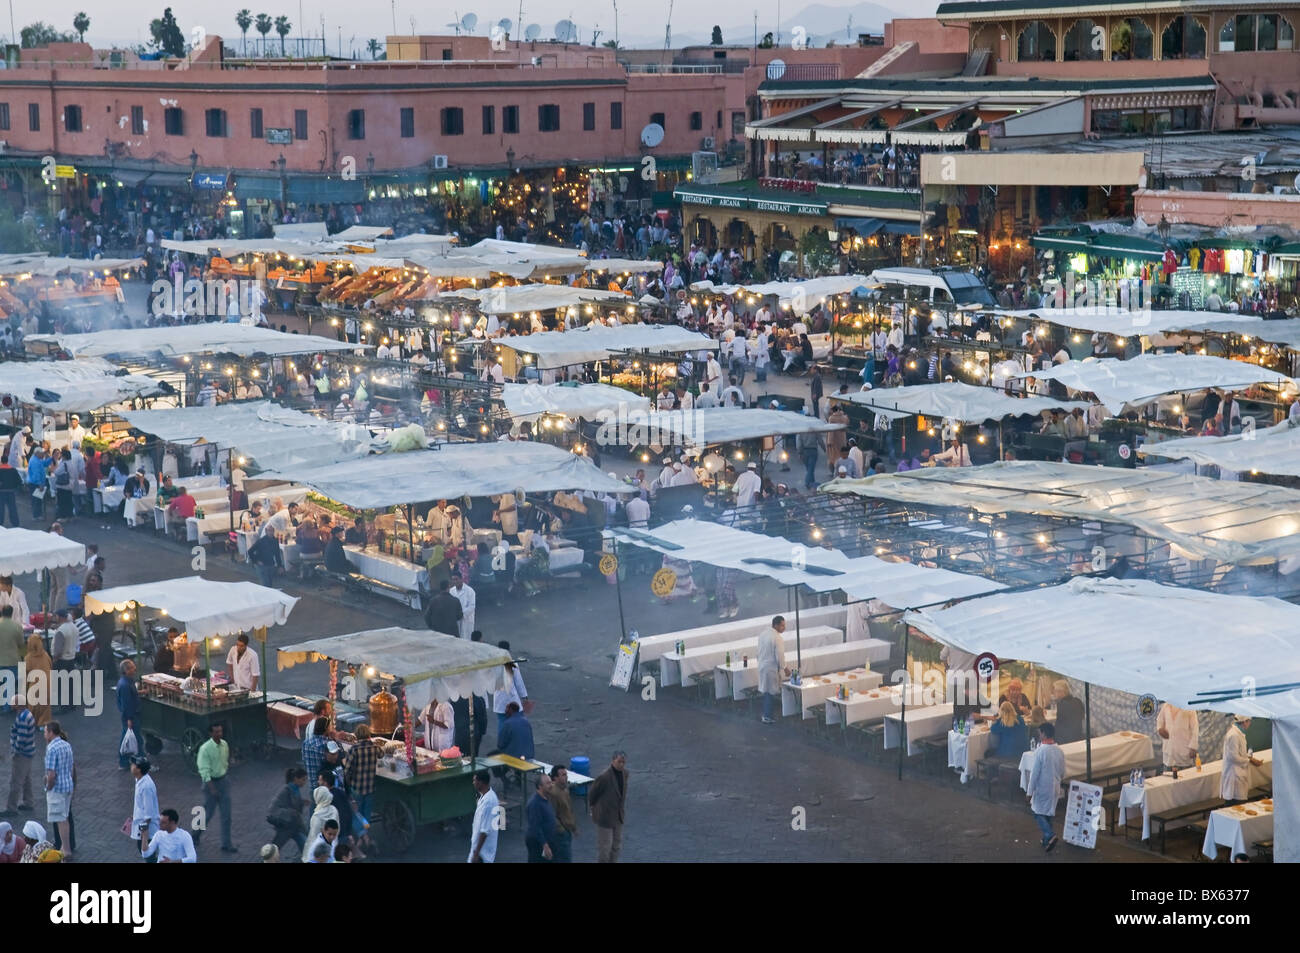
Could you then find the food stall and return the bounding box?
[85,576,299,770]
[0,527,87,639]
[276,628,510,853]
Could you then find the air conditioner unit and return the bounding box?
[701,137,715,150]
[432,155,449,170]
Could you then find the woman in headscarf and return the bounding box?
[0,821,25,864]
[19,821,55,863]
[303,786,339,863]
[25,633,53,728]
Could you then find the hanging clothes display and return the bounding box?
[1162,248,1178,278]
[1225,249,1246,274]
[1189,247,1202,270]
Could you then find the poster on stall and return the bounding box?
[610,639,640,692]
[1063,779,1104,849]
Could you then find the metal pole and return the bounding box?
[613,539,626,641]
[898,622,910,781]
[1085,681,1093,783]
[793,587,802,670]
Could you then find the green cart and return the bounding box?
[138,693,275,772]
[371,761,481,854]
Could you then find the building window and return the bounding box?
[1225,14,1295,51]
[482,105,494,135]
[205,108,227,137]
[538,103,560,132]
[1016,21,1056,61]
[250,107,263,139]
[1161,16,1207,59]
[63,105,83,133]
[441,48,452,60]
[731,111,744,136]
[401,107,415,138]
[441,107,464,136]
[1111,17,1154,59]
[130,105,145,135]
[610,101,623,129]
[164,107,183,135]
[347,109,365,140]
[1063,19,1104,60]
[716,110,722,129]
[27,103,39,132]
[650,111,666,129]
[689,111,703,130]
[0,104,10,132]
[503,105,519,134]
[583,102,595,131]
[294,109,308,141]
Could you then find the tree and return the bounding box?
[148,8,186,57]
[236,9,253,55]
[798,228,839,277]
[254,13,273,54]
[20,22,76,48]
[366,38,382,59]
[710,25,723,45]
[759,31,774,49]
[274,14,291,56]
[72,12,90,42]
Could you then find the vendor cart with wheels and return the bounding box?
[137,682,275,772]
[370,759,481,854]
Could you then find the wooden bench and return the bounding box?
[917,737,949,773]
[1253,839,1273,862]
[848,720,886,758]
[1150,797,1225,855]
[689,672,715,704]
[741,686,763,714]
[976,757,1021,800]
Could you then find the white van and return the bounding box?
[866,267,996,318]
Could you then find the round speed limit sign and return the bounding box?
[974,652,999,681]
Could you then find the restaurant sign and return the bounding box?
[265,128,293,145]
[676,190,826,217]
[192,172,228,190]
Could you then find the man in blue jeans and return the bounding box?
[1026,722,1066,852]
[116,659,143,769]
[796,429,823,490]
[0,463,23,527]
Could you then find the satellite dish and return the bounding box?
[460,12,478,33]
[1294,172,1300,192]
[766,58,787,80]
[640,122,665,148]
[498,17,513,33]
[554,18,576,42]
[525,23,541,40]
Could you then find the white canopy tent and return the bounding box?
[903,576,1300,862]
[691,275,876,314]
[278,629,509,715]
[120,401,375,472]
[0,358,166,411]
[28,324,364,361]
[835,381,1090,422]
[584,258,664,274]
[1143,418,1300,477]
[1006,307,1256,337]
[84,576,299,640]
[269,441,631,509]
[637,407,844,446]
[1007,353,1294,413]
[443,284,632,315]
[501,382,648,421]
[605,519,1004,608]
[501,323,717,369]
[0,255,143,278]
[0,527,86,577]
[827,460,1300,564]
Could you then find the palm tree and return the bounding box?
[254,13,273,55]
[235,9,252,55]
[366,38,382,59]
[274,15,291,56]
[72,12,90,42]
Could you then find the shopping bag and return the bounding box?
[120,731,139,757]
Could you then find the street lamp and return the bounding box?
[506,147,516,172]
[1157,214,1171,244]
[275,153,287,212]
[366,152,375,173]
[189,150,199,171]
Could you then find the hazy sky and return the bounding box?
[12,1,925,52]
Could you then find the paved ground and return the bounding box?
[0,500,1189,864]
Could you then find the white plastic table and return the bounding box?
[884,703,956,755]
[1118,750,1273,841]
[716,645,882,702]
[1202,799,1274,860]
[1017,731,1155,792]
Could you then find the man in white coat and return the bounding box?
[1156,702,1199,771]
[1220,715,1261,806]
[756,615,788,724]
[450,575,476,639]
[1026,721,1066,852]
[733,462,761,508]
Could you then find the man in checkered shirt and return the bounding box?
[43,721,75,859]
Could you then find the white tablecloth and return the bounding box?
[885,703,956,756]
[781,667,878,719]
[345,545,429,592]
[947,711,1057,783]
[660,625,843,687]
[716,646,881,702]
[826,683,930,727]
[1018,731,1155,792]
[638,606,849,664]
[1202,799,1274,860]
[1118,750,1274,841]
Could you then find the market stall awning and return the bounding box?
[834,217,886,236]
[0,528,86,577]
[27,325,365,360]
[0,357,166,411]
[85,576,299,640]
[1007,353,1294,413]
[119,401,374,472]
[1086,233,1166,261]
[500,323,717,369]
[1143,418,1300,477]
[1180,317,1300,352]
[827,460,1300,564]
[691,275,878,314]
[278,629,509,711]
[1004,307,1256,337]
[444,283,631,315]
[1030,232,1091,255]
[605,519,1003,608]
[835,381,1089,422]
[0,255,144,277]
[639,407,844,446]
[903,576,1300,719]
[501,382,648,421]
[268,441,631,509]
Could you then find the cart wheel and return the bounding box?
[144,733,163,755]
[253,723,278,760]
[180,727,205,771]
[379,800,417,855]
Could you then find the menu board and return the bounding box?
[610,640,640,692]
[1169,268,1205,310]
[1063,779,1104,849]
